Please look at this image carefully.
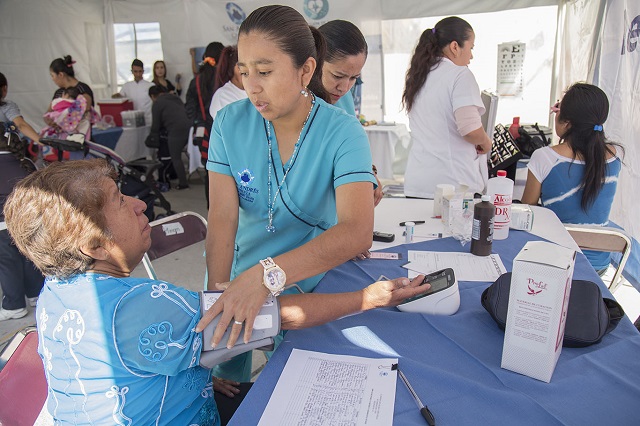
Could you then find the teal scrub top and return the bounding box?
[334,93,357,116]
[207,97,376,292]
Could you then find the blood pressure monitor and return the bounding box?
[397,268,460,315]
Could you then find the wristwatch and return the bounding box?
[260,257,286,296]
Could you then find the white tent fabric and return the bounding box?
[1,0,638,248]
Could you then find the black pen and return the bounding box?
[395,365,436,426]
[399,220,426,227]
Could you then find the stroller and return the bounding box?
[38,138,174,221]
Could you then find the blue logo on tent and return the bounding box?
[226,2,246,25]
[303,0,329,20]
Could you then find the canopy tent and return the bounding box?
[1,0,639,280]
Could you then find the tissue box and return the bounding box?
[510,204,534,231]
[97,99,133,127]
[501,241,576,382]
[121,110,145,127]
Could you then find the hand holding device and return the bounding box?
[397,268,460,315]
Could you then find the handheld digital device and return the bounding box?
[373,231,395,243]
[397,268,460,315]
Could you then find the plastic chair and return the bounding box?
[564,224,632,293]
[0,326,49,425]
[142,211,208,280]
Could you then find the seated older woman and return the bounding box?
[3,159,428,425]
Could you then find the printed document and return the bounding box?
[404,251,507,281]
[258,349,397,426]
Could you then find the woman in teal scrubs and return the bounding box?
[319,19,383,206]
[199,5,377,382]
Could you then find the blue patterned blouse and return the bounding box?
[36,273,220,425]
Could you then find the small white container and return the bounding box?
[434,184,455,218]
[404,222,415,243]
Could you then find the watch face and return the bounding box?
[266,269,285,289]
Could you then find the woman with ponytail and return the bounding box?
[522,82,623,273]
[198,5,377,383]
[185,41,224,204]
[402,16,491,198]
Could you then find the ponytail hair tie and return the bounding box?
[431,28,436,34]
[203,57,217,67]
[593,124,603,132]
[67,60,76,67]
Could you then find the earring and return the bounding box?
[300,87,309,97]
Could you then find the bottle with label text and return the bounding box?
[487,170,513,240]
[471,195,494,256]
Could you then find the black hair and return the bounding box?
[49,55,76,78]
[148,84,168,97]
[63,87,80,99]
[131,59,144,69]
[319,20,368,63]
[403,16,473,112]
[557,82,624,210]
[214,45,239,92]
[239,5,329,103]
[197,42,225,105]
[0,72,7,107]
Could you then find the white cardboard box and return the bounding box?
[501,241,576,382]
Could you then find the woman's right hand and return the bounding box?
[196,266,270,349]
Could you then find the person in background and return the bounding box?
[402,16,492,198]
[199,5,377,383]
[147,85,191,190]
[3,158,428,424]
[521,83,623,274]
[185,41,224,205]
[0,122,43,321]
[40,87,94,141]
[152,60,182,96]
[113,59,153,126]
[49,55,94,109]
[0,72,40,143]
[208,45,246,121]
[319,19,383,207]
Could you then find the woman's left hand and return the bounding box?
[196,266,269,349]
[213,376,240,397]
[362,275,429,309]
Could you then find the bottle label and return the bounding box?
[472,219,480,240]
[493,193,512,229]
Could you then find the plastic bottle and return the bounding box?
[509,117,520,141]
[471,195,494,256]
[487,170,513,240]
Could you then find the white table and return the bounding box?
[115,125,152,162]
[372,198,579,252]
[364,124,410,180]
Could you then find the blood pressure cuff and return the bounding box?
[481,272,624,348]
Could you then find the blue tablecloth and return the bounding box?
[230,231,640,425]
[91,126,123,150]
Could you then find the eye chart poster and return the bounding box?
[497,42,526,96]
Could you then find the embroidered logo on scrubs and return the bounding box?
[236,168,258,203]
[237,168,255,186]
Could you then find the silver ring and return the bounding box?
[234,320,243,325]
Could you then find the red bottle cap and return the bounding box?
[497,170,507,177]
